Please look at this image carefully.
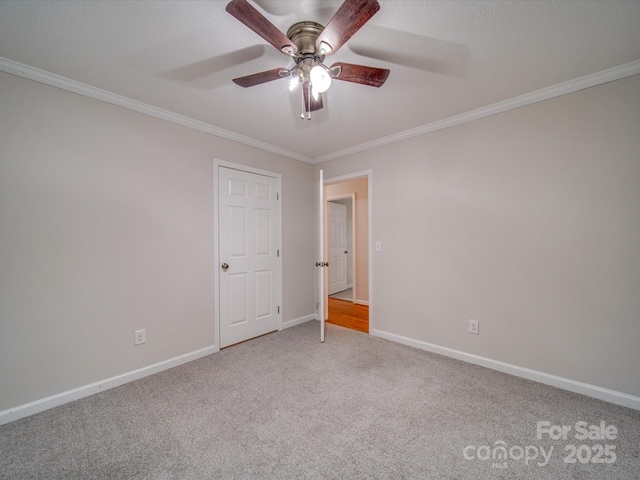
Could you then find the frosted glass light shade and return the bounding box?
[310,65,331,93]
[289,74,300,91]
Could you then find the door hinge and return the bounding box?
[277,192,279,200]
[277,306,280,314]
[277,249,280,257]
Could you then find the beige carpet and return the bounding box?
[1,321,639,479]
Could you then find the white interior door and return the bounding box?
[328,202,347,295]
[318,169,325,343]
[219,166,280,348]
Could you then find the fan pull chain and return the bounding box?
[300,87,305,120]
[307,82,311,120]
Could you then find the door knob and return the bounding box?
[221,263,229,272]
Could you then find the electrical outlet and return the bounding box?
[134,329,146,345]
[469,319,479,335]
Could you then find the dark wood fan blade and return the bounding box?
[233,68,287,87]
[315,0,380,55]
[226,0,297,55]
[330,62,390,87]
[302,82,324,112]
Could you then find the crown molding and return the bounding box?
[0,57,312,164]
[313,59,640,164]
[2,56,639,165]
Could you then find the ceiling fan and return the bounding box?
[226,0,390,119]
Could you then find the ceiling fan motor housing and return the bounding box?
[286,21,327,81]
[287,21,324,55]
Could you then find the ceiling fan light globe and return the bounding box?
[310,65,331,93]
[289,75,300,91]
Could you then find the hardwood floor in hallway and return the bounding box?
[327,297,369,333]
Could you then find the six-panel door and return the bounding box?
[219,167,279,348]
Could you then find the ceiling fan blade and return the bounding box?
[226,0,297,55]
[303,83,324,112]
[316,0,380,55]
[330,62,390,87]
[233,68,287,88]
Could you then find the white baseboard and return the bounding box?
[282,314,316,329]
[371,329,640,411]
[1,315,318,426]
[8,324,635,428]
[354,299,369,306]
[0,345,218,426]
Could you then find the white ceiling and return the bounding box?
[1,1,639,163]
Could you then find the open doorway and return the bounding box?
[324,173,370,334]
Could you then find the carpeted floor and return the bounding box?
[1,321,639,479]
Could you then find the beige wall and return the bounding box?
[0,71,316,411]
[2,65,639,414]
[318,74,640,398]
[325,178,369,304]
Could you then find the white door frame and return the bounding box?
[213,158,283,351]
[323,169,373,331]
[327,194,356,301]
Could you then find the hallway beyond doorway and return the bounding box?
[329,287,352,301]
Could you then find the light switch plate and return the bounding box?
[469,320,479,335]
